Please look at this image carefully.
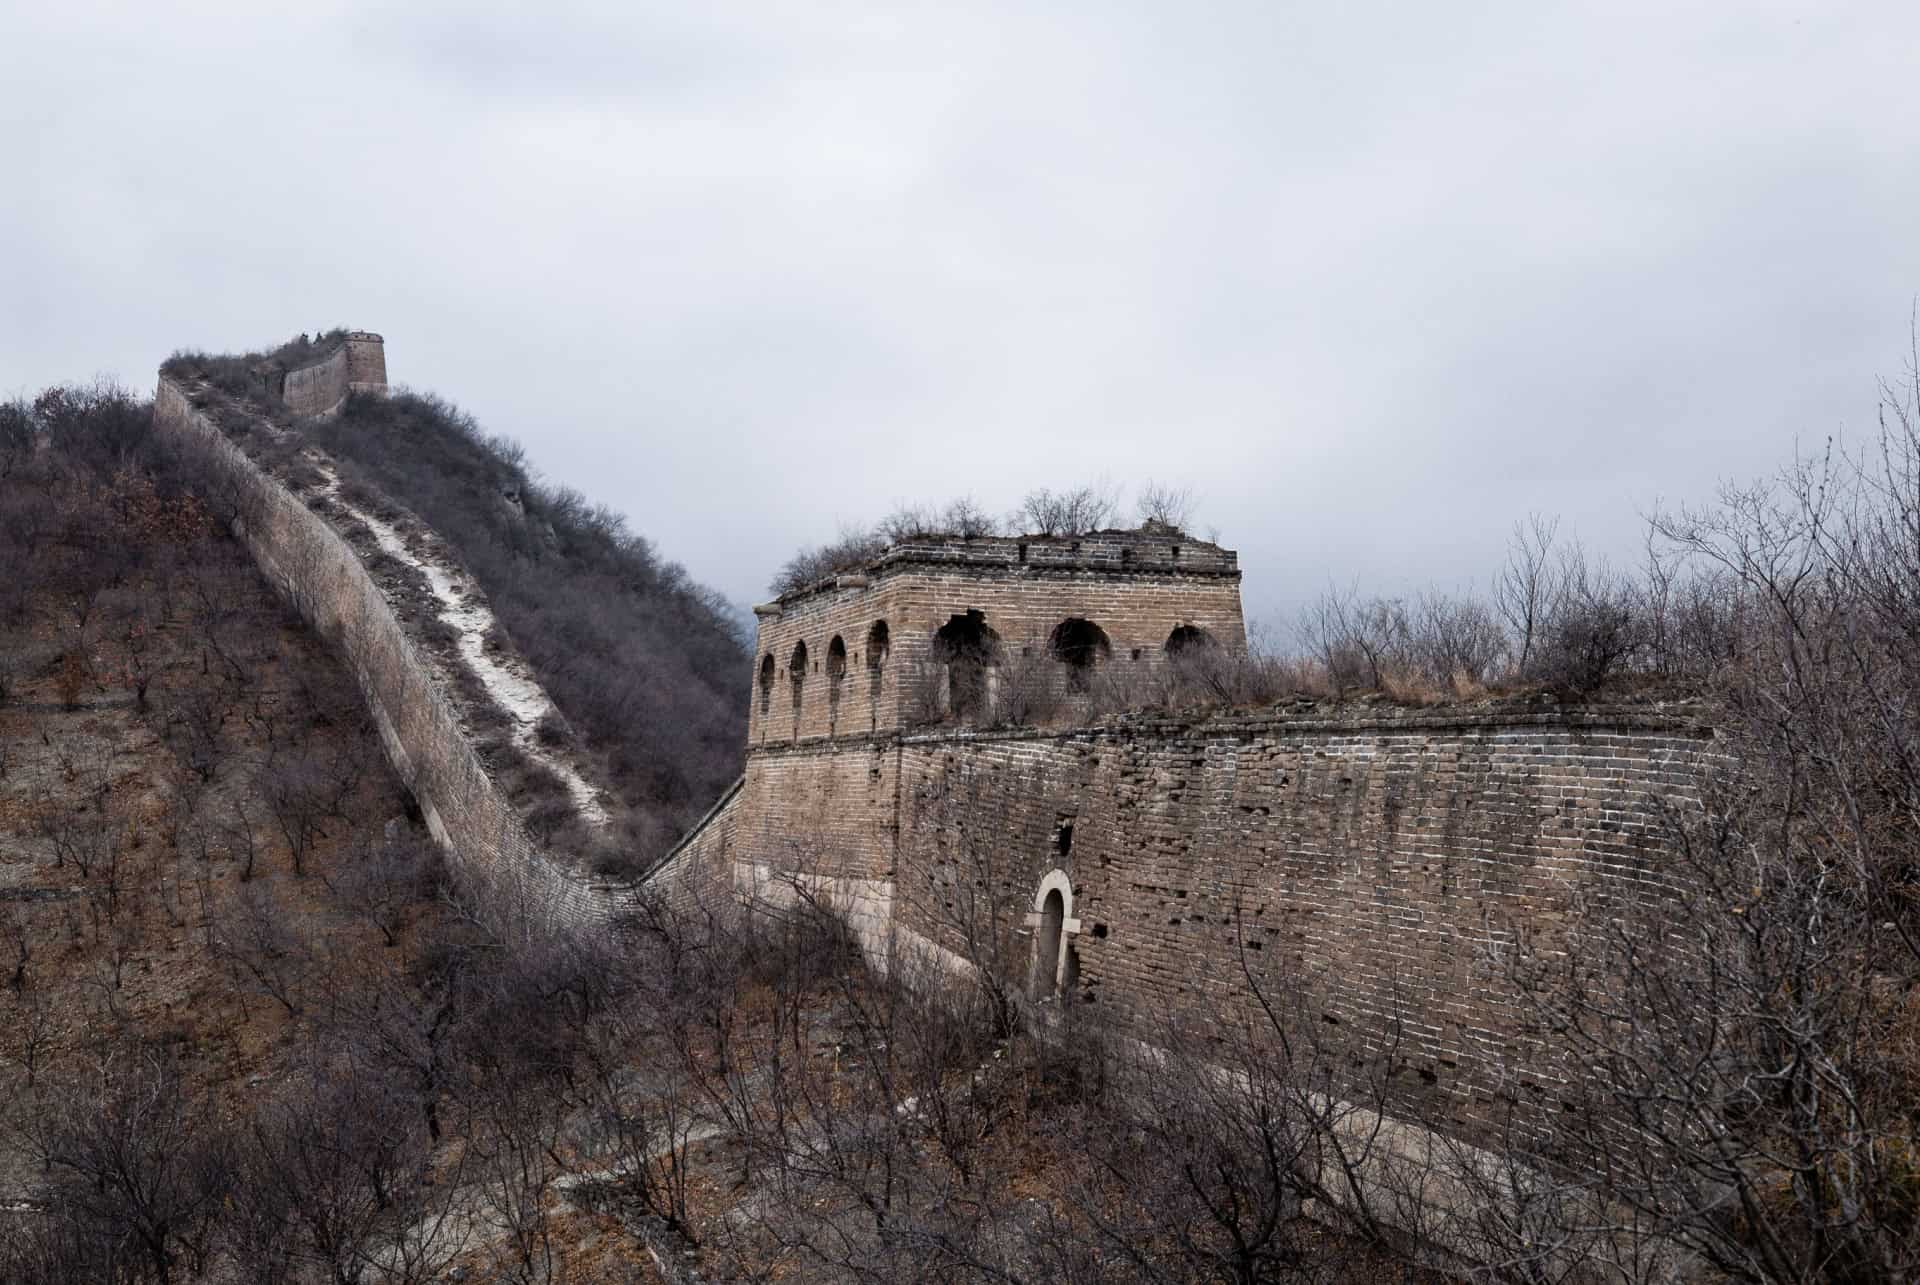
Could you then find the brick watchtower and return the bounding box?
[747,528,1246,746]
[344,331,388,393]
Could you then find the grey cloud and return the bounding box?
[3,1,1917,632]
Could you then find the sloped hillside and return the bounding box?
[0,384,674,1280]
[164,337,749,864]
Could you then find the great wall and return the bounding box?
[153,333,624,934]
[650,525,1714,1145]
[151,331,1717,1257]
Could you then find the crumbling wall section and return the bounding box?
[153,377,612,930]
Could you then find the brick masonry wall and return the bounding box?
[750,537,1246,746]
[730,740,902,882]
[154,377,615,931]
[663,697,1712,1136]
[344,332,387,390]
[650,777,743,914]
[281,346,351,418]
[277,333,387,418]
[889,706,1712,1133]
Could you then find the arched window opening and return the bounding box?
[1048,618,1112,692]
[866,620,890,733]
[1166,624,1217,657]
[758,654,775,717]
[826,635,847,728]
[789,640,808,725]
[931,610,1002,720]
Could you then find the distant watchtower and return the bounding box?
[344,331,387,393]
[748,529,1246,745]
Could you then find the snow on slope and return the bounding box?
[312,459,610,827]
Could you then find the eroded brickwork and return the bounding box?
[732,740,902,881]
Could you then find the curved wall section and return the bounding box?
[154,377,608,932]
[277,333,387,418]
[281,346,351,417]
[667,700,1712,1142]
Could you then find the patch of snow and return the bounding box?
[312,461,609,827]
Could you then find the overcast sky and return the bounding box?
[5,2,1916,630]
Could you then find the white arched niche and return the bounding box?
[1025,868,1081,999]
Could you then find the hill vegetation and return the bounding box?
[4,329,1917,1281]
[163,339,750,864]
[0,382,1426,1282]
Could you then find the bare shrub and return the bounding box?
[1016,481,1121,536]
[1301,585,1413,693]
[1521,544,1645,694]
[15,1054,233,1285]
[876,495,1002,541]
[0,397,33,480]
[1410,589,1508,688]
[989,646,1067,727]
[769,528,887,596]
[1134,478,1197,532]
[533,708,571,747]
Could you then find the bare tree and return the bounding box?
[1134,479,1198,532]
[0,398,34,480]
[878,496,1002,540]
[261,752,355,878]
[230,1063,442,1285]
[15,1053,233,1285]
[1016,482,1120,537]
[214,880,314,1019]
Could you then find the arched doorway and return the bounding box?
[1049,618,1112,692]
[932,610,1002,720]
[1034,891,1065,998]
[1166,624,1217,657]
[1026,869,1080,1000]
